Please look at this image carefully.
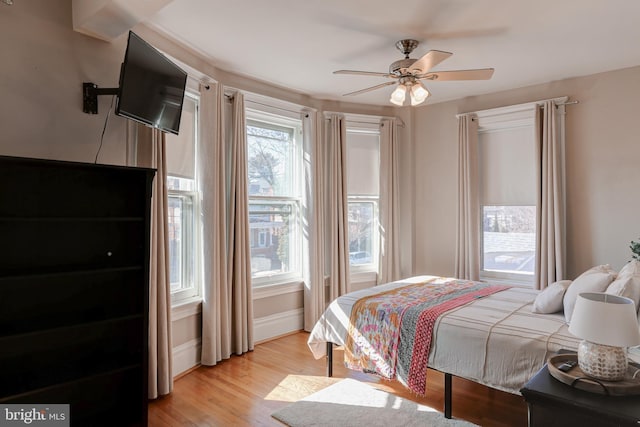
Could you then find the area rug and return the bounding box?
[271,378,478,427]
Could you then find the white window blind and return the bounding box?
[346,131,380,196]
[166,98,196,179]
[479,126,535,206]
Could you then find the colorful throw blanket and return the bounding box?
[344,278,509,395]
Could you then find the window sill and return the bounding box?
[171,297,202,321]
[351,270,378,284]
[253,279,304,300]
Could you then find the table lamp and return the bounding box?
[568,292,640,381]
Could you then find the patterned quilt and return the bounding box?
[344,278,509,395]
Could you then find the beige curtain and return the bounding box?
[200,84,253,365]
[378,118,401,284]
[302,110,326,330]
[135,125,173,398]
[534,100,565,289]
[327,114,350,299]
[200,83,230,365]
[455,114,480,281]
[225,92,253,354]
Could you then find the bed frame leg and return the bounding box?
[444,373,452,419]
[326,342,333,377]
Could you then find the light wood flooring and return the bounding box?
[148,332,528,426]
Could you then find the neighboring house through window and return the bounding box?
[345,119,380,275]
[246,111,302,286]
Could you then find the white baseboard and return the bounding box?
[172,338,201,377]
[171,309,303,375]
[254,308,304,343]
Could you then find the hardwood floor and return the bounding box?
[148,332,528,426]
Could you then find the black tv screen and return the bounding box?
[116,31,187,135]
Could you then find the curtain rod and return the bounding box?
[244,98,314,116]
[456,98,578,119]
[323,118,406,128]
[219,93,404,124]
[220,92,316,117]
[323,112,406,127]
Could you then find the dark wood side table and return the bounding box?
[521,364,640,427]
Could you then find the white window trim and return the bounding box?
[170,90,203,306]
[475,97,568,287]
[345,123,381,277]
[246,109,304,287]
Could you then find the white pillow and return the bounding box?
[563,264,617,323]
[606,260,640,313]
[532,280,572,314]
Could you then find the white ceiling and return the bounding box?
[144,0,640,106]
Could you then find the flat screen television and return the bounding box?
[116,31,188,135]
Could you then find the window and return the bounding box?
[165,92,201,302]
[346,125,380,272]
[482,206,536,275]
[477,106,537,285]
[246,114,302,285]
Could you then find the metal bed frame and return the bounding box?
[325,342,454,419]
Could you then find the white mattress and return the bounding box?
[307,275,580,394]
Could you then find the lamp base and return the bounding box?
[577,340,628,381]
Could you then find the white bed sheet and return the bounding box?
[307,275,580,394]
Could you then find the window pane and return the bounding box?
[168,195,183,291]
[168,193,194,293]
[249,202,296,277]
[482,206,536,274]
[348,202,374,265]
[247,122,295,197]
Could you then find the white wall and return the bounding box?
[0,0,128,164]
[1,0,399,376]
[405,66,640,280]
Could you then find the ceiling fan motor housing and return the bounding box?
[389,58,418,75]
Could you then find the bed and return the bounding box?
[307,275,580,417]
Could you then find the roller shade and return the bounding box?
[165,96,196,179]
[479,126,535,205]
[346,131,379,196]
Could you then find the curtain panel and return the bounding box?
[534,100,565,289]
[327,114,351,300]
[302,110,327,331]
[200,84,253,365]
[378,118,401,284]
[455,114,481,281]
[135,125,173,398]
[226,92,254,354]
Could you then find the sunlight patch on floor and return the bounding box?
[263,374,341,402]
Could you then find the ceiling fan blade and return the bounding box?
[343,81,396,96]
[421,68,495,81]
[408,50,452,74]
[334,70,395,78]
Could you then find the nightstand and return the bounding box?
[521,364,640,427]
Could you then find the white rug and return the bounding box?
[271,378,478,427]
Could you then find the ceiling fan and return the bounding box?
[334,39,494,106]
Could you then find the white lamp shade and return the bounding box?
[410,84,429,106]
[389,85,406,106]
[568,292,640,347]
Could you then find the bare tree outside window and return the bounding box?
[246,119,300,282]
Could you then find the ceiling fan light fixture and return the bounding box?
[410,83,430,106]
[389,84,406,106]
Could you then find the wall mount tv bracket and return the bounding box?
[83,82,118,114]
